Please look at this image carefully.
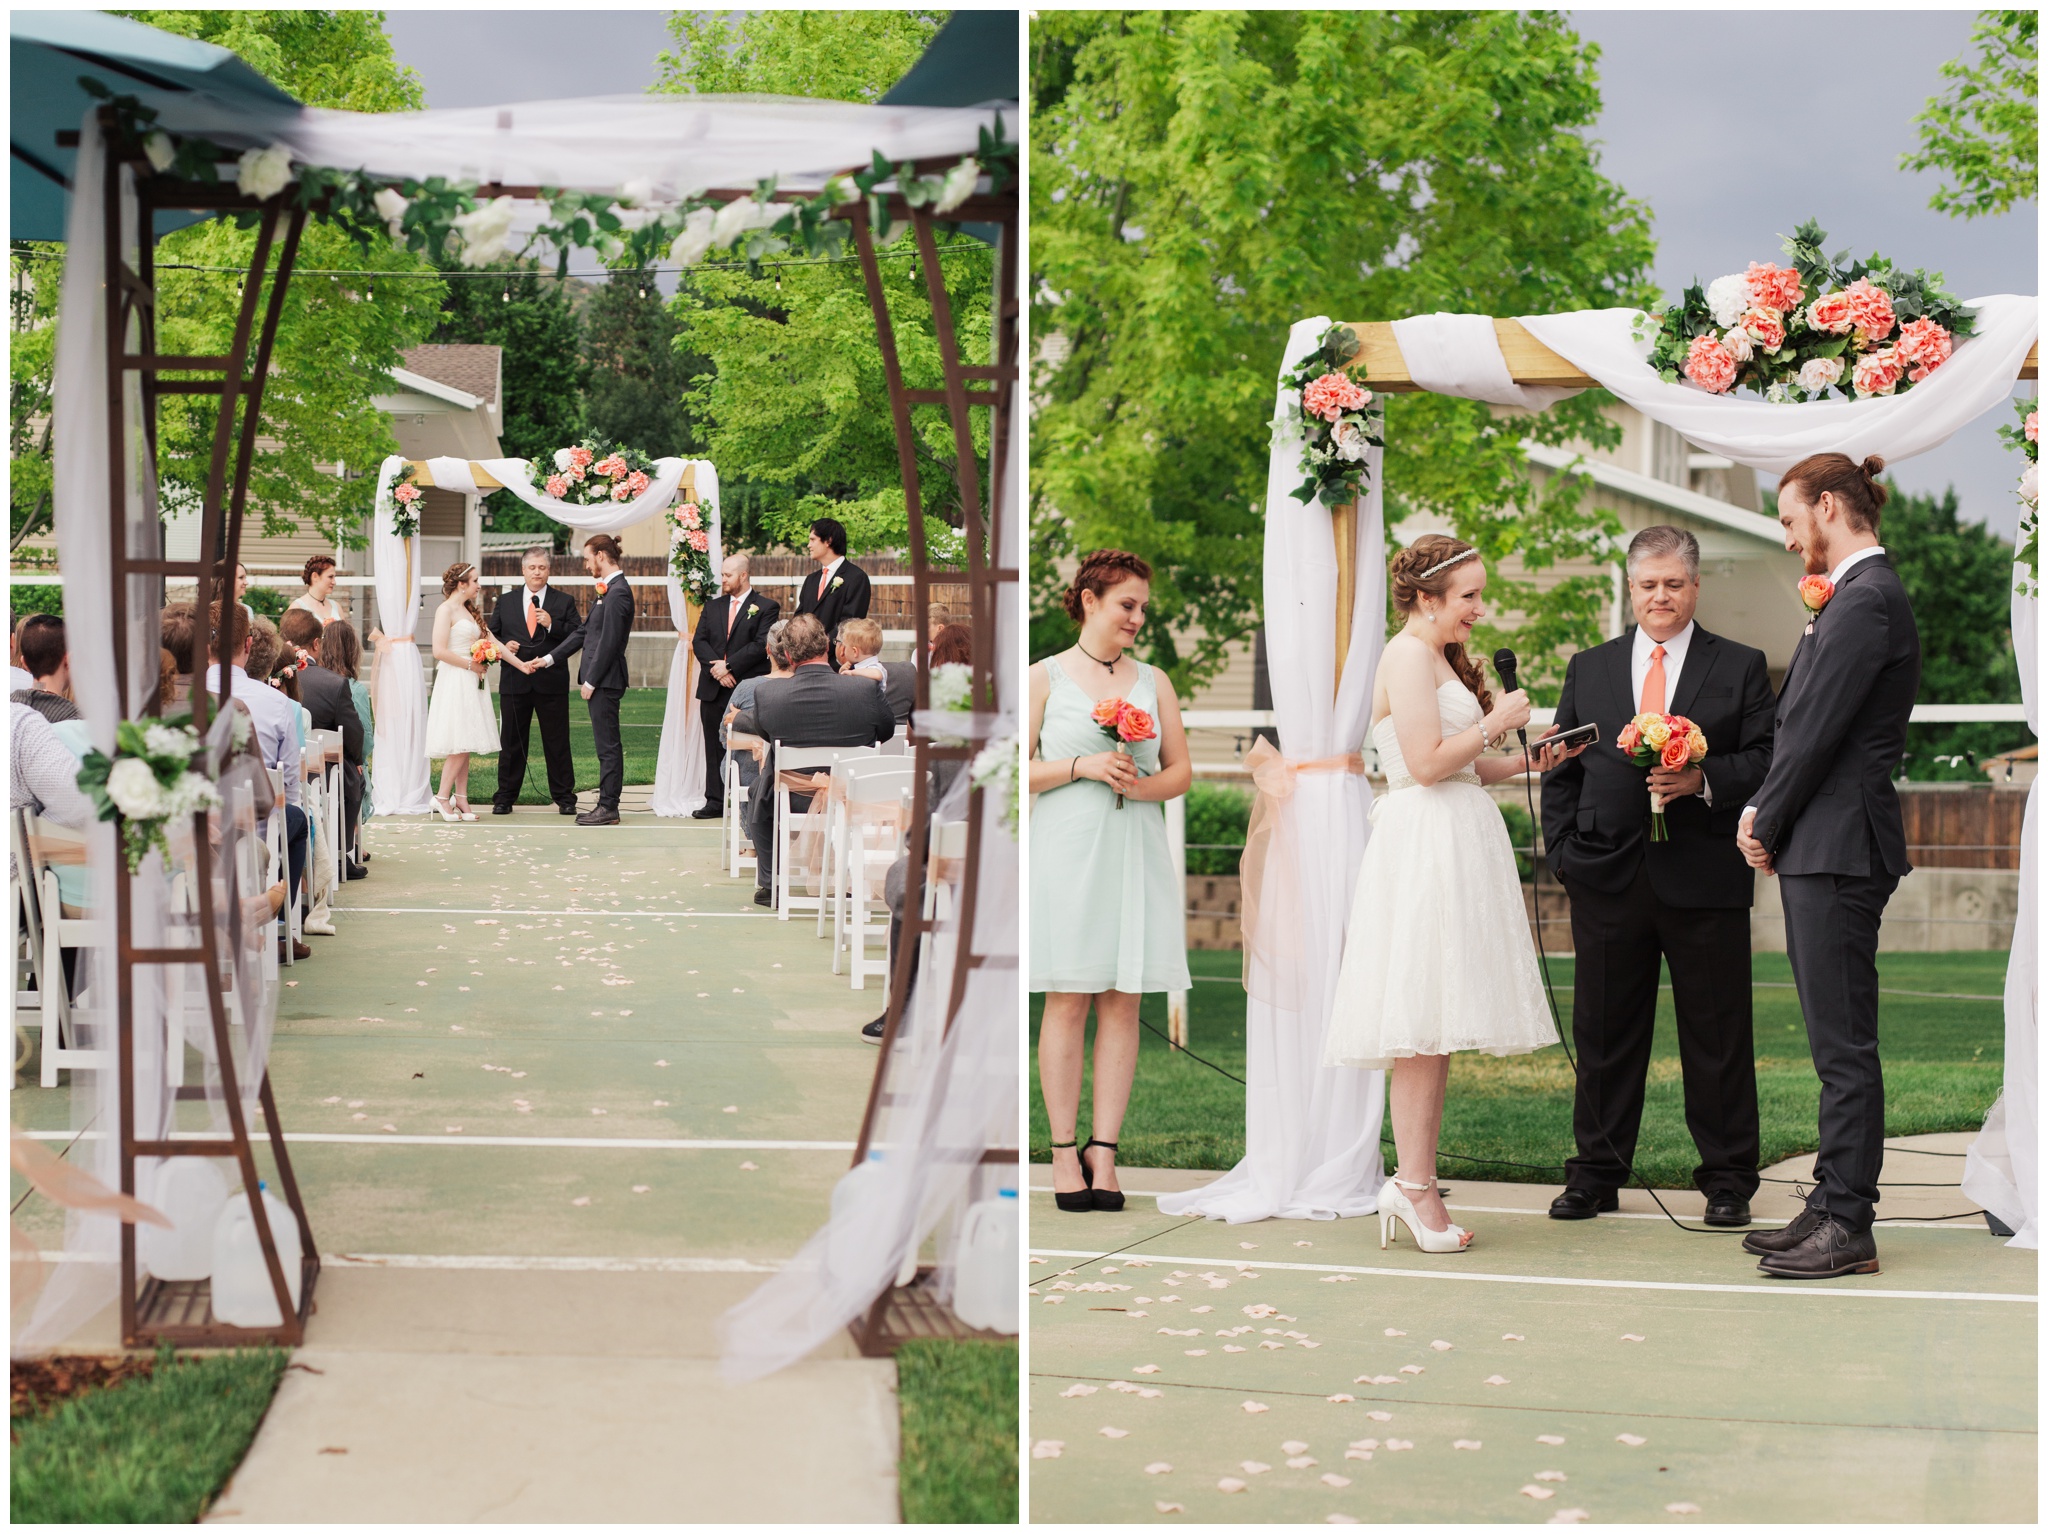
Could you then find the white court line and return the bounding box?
[19,1129,853,1152]
[35,1251,785,1274]
[1026,1188,1984,1233]
[1029,1247,2037,1305]
[337,906,772,919]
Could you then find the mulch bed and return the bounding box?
[11,1355,157,1421]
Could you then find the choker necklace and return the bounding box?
[1077,640,1121,673]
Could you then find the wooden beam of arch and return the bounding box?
[1340,319,2039,391]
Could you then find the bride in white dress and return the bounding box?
[424,563,504,821]
[1325,535,1588,1253]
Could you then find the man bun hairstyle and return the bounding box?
[1781,452,1890,535]
[1388,534,1493,714]
[584,533,624,565]
[1063,548,1152,623]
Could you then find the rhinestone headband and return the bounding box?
[1418,548,1477,580]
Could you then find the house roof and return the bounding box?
[399,345,500,407]
[1523,442,1786,546]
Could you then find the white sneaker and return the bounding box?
[303,918,338,937]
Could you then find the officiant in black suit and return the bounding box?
[689,552,779,819]
[574,534,635,826]
[795,517,871,670]
[1541,525,1777,1228]
[488,546,586,816]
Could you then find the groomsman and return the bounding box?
[795,517,871,670]
[574,534,635,827]
[488,547,585,815]
[1541,526,1776,1227]
[689,553,779,819]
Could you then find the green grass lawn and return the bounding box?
[1030,948,2008,1187]
[894,1339,1018,1523]
[418,686,668,805]
[9,1347,287,1522]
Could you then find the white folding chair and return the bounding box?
[307,728,346,888]
[266,769,298,963]
[771,744,878,921]
[723,750,756,880]
[827,760,917,977]
[878,736,910,758]
[918,816,971,977]
[843,779,915,990]
[14,811,111,1088]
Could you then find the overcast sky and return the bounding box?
[384,9,2037,535]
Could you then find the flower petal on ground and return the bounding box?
[1326,1394,1355,1404]
[1617,1433,1647,1446]
[1241,1401,1270,1414]
[1484,1375,1510,1386]
[1453,1440,1482,1450]
[1384,1328,1405,1336]
[1621,1333,1645,1342]
[1520,1485,1556,1500]
[1132,1365,1160,1374]
[1400,1365,1425,1375]
[1547,1510,1589,1525]
[1286,1456,1317,1470]
[1144,1462,1172,1474]
[1239,1461,1270,1475]
[1503,1333,1525,1341]
[1535,1471,1566,1482]
[1365,1411,1393,1423]
[1665,1503,1701,1515]
[1154,1502,1183,1514]
[1100,1427,1129,1439]
[1216,1478,1246,1494]
[1281,1440,1309,1454]
[1032,1440,1063,1459]
[1059,1384,1097,1398]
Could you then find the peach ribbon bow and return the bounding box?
[1239,738,1365,1010]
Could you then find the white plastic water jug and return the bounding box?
[139,1157,228,1282]
[951,1187,1019,1335]
[209,1181,302,1327]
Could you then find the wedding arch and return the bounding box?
[22,6,1015,1360]
[1161,296,2039,1244]
[366,452,723,820]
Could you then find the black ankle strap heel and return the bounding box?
[1049,1140,1092,1213]
[1083,1139,1125,1213]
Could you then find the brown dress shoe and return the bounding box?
[1742,1204,1822,1256]
[1756,1213,1879,1279]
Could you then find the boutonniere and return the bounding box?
[828,575,843,592]
[1798,574,1833,634]
[745,603,759,618]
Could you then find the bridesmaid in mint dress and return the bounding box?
[1029,550,1193,1213]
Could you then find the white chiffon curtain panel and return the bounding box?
[369,454,434,817]
[649,461,722,818]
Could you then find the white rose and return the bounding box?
[1720,326,1754,363]
[142,723,198,761]
[553,447,575,472]
[933,157,981,215]
[107,758,170,820]
[373,186,409,240]
[144,132,176,174]
[1333,419,1372,462]
[234,143,295,201]
[669,206,717,267]
[1705,273,1750,329]
[1797,356,1843,394]
[710,196,781,250]
[618,177,657,206]
[451,196,517,268]
[2021,462,2039,509]
[929,662,973,714]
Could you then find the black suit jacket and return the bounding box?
[1748,555,1919,878]
[878,659,917,726]
[1542,624,1776,909]
[488,585,586,696]
[575,572,636,692]
[733,664,897,833]
[296,665,364,766]
[691,589,781,701]
[796,560,872,668]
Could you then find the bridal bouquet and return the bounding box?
[1090,697,1156,810]
[1273,324,1381,509]
[469,637,500,668]
[1616,713,1708,841]
[1639,220,1978,403]
[534,439,658,508]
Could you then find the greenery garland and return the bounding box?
[2000,397,2039,593]
[667,499,716,606]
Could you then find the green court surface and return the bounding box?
[1027,1196,2036,1523]
[451,686,667,806]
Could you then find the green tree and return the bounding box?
[1030,11,1659,693]
[1882,483,2027,781]
[1900,10,2038,220]
[10,246,60,551]
[654,10,947,101]
[583,268,696,460]
[428,263,587,543]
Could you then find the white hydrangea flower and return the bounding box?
[144,132,176,174]
[234,143,295,201]
[1797,356,1844,394]
[107,758,170,820]
[1704,274,1751,329]
[1333,419,1373,462]
[669,206,718,267]
[553,447,576,472]
[929,662,974,715]
[933,157,981,216]
[373,186,408,240]
[451,196,517,268]
[164,772,223,819]
[142,723,199,761]
[1720,327,1754,363]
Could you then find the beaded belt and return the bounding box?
[1383,768,1480,793]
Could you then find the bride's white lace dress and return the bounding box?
[1323,680,1557,1068]
[424,615,499,759]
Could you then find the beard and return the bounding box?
[1794,520,1832,575]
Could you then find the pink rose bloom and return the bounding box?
[2027,411,2040,444]
[393,482,420,504]
[610,482,632,502]
[1893,317,1953,381]
[568,446,594,469]
[1843,279,1895,341]
[1852,348,1905,398]
[1301,371,1371,423]
[1681,334,1738,394]
[1659,735,1692,771]
[1744,261,1803,314]
[594,454,629,480]
[1739,306,1786,352]
[544,474,569,498]
[678,502,701,529]
[1806,291,1856,335]
[687,528,710,552]
[625,470,651,495]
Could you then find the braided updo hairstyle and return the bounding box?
[1063,548,1153,623]
[442,562,482,626]
[1389,534,1492,714]
[1780,452,1889,534]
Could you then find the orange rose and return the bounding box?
[1116,704,1158,744]
[1659,736,1691,770]
[1090,697,1123,730]
[1799,575,1834,614]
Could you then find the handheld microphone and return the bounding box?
[1492,648,1527,751]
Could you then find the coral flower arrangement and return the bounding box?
[532,439,660,509]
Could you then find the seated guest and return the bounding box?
[159,604,196,707]
[835,618,889,683]
[294,618,367,879]
[10,700,95,898]
[319,621,373,842]
[729,613,896,907]
[929,622,973,669]
[12,614,79,722]
[724,620,795,810]
[202,601,312,960]
[278,607,324,672]
[10,616,36,695]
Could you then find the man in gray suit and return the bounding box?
[1738,452,1919,1281]
[730,613,896,906]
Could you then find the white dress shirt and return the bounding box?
[204,663,301,810]
[816,556,844,596]
[1633,620,1711,805]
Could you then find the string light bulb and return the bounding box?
[502,281,511,304]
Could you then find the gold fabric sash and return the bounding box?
[1239,737,1365,1009]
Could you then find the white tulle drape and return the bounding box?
[1963,565,2038,1248]
[650,462,722,818]
[1159,317,1389,1224]
[369,454,434,817]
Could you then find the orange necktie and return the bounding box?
[527,592,539,636]
[1641,643,1667,714]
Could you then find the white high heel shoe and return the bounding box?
[432,795,458,823]
[1378,1175,1472,1254]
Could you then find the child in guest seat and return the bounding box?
[835,617,889,684]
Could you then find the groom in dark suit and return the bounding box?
[795,517,871,671]
[689,552,779,819]
[1542,526,1777,1227]
[488,546,586,815]
[574,534,636,826]
[1739,454,1919,1279]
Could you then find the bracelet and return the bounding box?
[1070,757,1078,783]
